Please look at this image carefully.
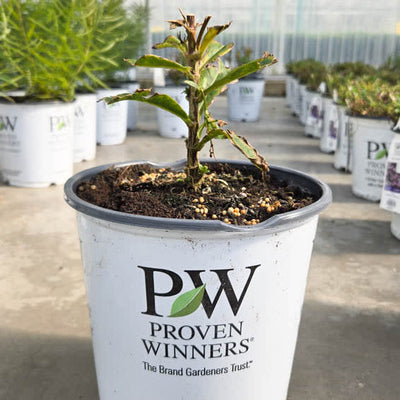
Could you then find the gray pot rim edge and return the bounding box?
[64,159,332,233]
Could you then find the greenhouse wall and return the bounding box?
[129,0,400,72]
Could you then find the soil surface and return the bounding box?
[77,163,317,226]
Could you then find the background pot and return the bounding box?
[64,160,331,400]
[351,117,394,201]
[291,78,301,116]
[305,92,323,138]
[334,106,352,171]
[155,86,189,138]
[285,76,293,107]
[227,78,265,122]
[320,98,338,153]
[0,100,74,187]
[124,82,140,131]
[96,88,128,145]
[299,86,311,126]
[391,213,400,240]
[74,93,97,162]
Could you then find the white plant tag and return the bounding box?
[380,134,400,213]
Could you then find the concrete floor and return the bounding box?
[1,97,399,399]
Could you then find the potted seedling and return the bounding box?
[227,46,266,122]
[345,77,397,201]
[93,1,148,144]
[327,63,376,170]
[303,60,327,139]
[73,0,136,162]
[154,55,190,138]
[64,10,331,400]
[0,0,97,186]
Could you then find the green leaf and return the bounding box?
[103,88,192,127]
[204,52,277,96]
[169,285,206,318]
[225,130,270,172]
[200,41,234,68]
[375,149,388,160]
[153,35,186,53]
[133,54,191,75]
[199,23,231,55]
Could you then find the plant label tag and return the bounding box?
[380,134,400,213]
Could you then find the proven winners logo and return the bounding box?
[138,264,260,367]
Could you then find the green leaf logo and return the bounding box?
[57,121,65,130]
[169,284,206,318]
[375,149,388,160]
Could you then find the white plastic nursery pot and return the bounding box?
[285,76,293,107]
[320,98,338,154]
[334,106,352,171]
[291,79,301,116]
[391,213,400,240]
[0,100,74,187]
[299,86,311,126]
[124,82,140,131]
[305,92,323,138]
[64,159,331,400]
[227,79,265,122]
[74,93,97,163]
[351,117,394,201]
[155,86,189,138]
[96,88,128,145]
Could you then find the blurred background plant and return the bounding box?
[0,0,148,101]
[345,77,400,123]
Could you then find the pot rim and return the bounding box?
[64,159,332,232]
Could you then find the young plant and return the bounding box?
[345,77,399,123]
[0,0,131,101]
[104,10,277,187]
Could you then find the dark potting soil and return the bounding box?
[77,163,317,226]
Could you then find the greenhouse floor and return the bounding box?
[1,96,399,400]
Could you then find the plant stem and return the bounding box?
[185,14,202,187]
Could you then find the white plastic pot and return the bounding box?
[96,88,128,145]
[320,98,338,154]
[155,86,189,138]
[285,76,293,106]
[391,213,400,240]
[74,93,97,162]
[305,92,323,138]
[291,79,301,116]
[0,100,74,187]
[333,106,352,171]
[228,79,265,122]
[64,160,331,400]
[351,117,394,201]
[124,82,140,131]
[299,86,312,126]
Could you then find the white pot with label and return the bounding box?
[124,82,140,131]
[227,78,265,122]
[299,86,312,126]
[391,213,400,240]
[96,88,128,145]
[155,86,189,138]
[285,75,293,107]
[333,106,352,171]
[320,98,338,154]
[305,92,323,138]
[351,117,394,201]
[64,159,331,400]
[291,79,301,116]
[0,100,74,187]
[74,93,97,163]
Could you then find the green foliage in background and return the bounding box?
[0,0,148,102]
